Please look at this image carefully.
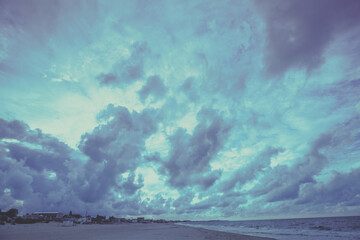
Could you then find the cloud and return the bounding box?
[221,147,283,192]
[180,77,200,102]
[311,78,360,110]
[138,75,167,103]
[76,104,159,202]
[0,114,159,215]
[294,117,360,206]
[97,42,150,87]
[296,167,360,206]
[116,172,144,196]
[256,0,360,75]
[169,189,248,217]
[5,169,33,199]
[1,120,71,179]
[1,0,360,220]
[0,0,99,58]
[159,108,232,190]
[110,192,168,216]
[250,115,360,203]
[6,143,67,175]
[0,109,163,216]
[143,193,171,215]
[252,132,334,202]
[172,191,195,214]
[0,119,28,140]
[0,118,81,213]
[96,73,117,85]
[0,0,60,44]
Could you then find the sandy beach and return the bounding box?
[0,222,276,240]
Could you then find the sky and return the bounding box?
[0,0,360,220]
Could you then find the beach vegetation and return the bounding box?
[6,208,18,218]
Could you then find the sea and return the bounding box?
[177,216,360,240]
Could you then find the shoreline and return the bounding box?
[0,222,276,240]
[175,223,276,240]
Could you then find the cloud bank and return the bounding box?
[0,0,359,219]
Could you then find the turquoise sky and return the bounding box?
[1,0,360,220]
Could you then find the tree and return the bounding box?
[6,208,18,218]
[95,215,105,224]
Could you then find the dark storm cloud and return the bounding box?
[97,42,150,86]
[76,104,159,202]
[159,108,232,190]
[256,0,360,75]
[138,75,167,103]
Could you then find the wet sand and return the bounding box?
[0,222,276,240]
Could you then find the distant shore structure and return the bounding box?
[32,212,63,221]
[1,207,180,225]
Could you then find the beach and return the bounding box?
[0,222,276,240]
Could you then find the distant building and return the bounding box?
[110,217,121,223]
[32,212,63,221]
[137,217,145,223]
